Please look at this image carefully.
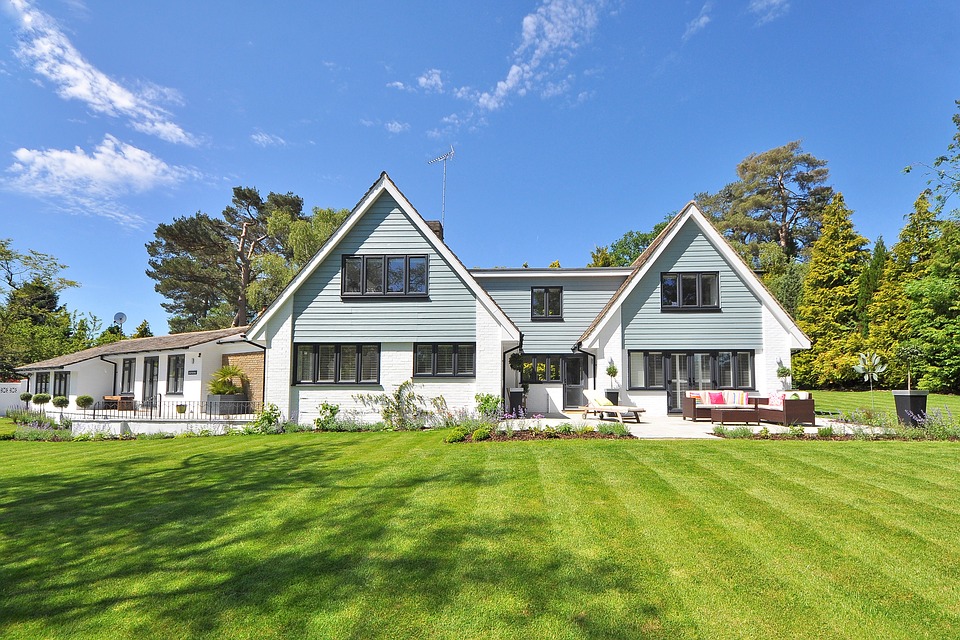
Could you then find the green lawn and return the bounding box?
[2,432,960,639]
[0,416,15,436]
[811,389,960,417]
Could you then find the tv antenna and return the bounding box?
[427,145,455,226]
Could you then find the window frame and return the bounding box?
[341,254,429,298]
[121,358,136,394]
[293,343,381,385]
[166,354,185,395]
[412,343,476,378]
[531,286,563,321]
[627,350,754,391]
[53,371,69,397]
[660,272,720,311]
[35,372,50,394]
[520,354,564,384]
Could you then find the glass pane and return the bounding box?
[672,354,689,399]
[339,346,357,382]
[548,357,561,381]
[457,344,475,376]
[415,344,433,375]
[564,357,583,385]
[317,345,336,382]
[681,274,699,306]
[692,353,712,389]
[360,345,379,382]
[387,257,405,292]
[737,352,752,388]
[122,359,135,393]
[547,288,562,317]
[535,358,546,381]
[365,257,384,293]
[343,257,362,294]
[701,273,718,307]
[436,344,454,375]
[296,345,315,382]
[628,352,645,388]
[531,288,546,317]
[661,274,678,307]
[522,356,534,382]
[647,353,664,387]
[408,257,427,294]
[718,352,733,387]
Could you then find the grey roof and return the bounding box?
[16,326,249,372]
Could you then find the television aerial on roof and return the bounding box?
[113,312,126,332]
[427,145,455,227]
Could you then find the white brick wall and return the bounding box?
[760,304,793,395]
[262,299,293,418]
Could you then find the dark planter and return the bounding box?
[508,388,524,415]
[207,394,247,415]
[605,390,620,405]
[893,390,928,426]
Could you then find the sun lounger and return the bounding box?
[580,390,645,423]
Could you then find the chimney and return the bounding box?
[426,220,444,242]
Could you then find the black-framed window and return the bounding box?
[660,272,719,310]
[166,354,185,394]
[35,372,50,394]
[121,358,136,393]
[342,255,428,297]
[521,355,563,383]
[53,371,69,397]
[628,350,753,390]
[295,343,380,384]
[413,343,476,377]
[531,286,563,320]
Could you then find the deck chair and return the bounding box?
[580,390,646,424]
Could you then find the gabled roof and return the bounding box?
[16,326,248,372]
[577,202,810,350]
[247,172,521,341]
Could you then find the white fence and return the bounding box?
[0,381,28,414]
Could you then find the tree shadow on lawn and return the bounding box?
[0,437,665,639]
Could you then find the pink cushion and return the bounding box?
[769,392,784,408]
[708,391,726,405]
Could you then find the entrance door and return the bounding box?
[666,353,689,412]
[143,356,159,406]
[562,356,585,409]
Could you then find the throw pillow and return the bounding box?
[708,391,726,405]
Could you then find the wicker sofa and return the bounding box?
[682,389,815,426]
[681,390,755,422]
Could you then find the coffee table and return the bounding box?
[710,406,759,426]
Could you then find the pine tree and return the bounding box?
[867,192,939,384]
[855,237,887,336]
[793,194,868,387]
[132,320,153,338]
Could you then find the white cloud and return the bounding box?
[386,80,409,90]
[9,0,196,145]
[748,0,789,25]
[683,3,712,42]
[5,134,198,226]
[250,131,286,147]
[384,121,409,134]
[473,0,604,111]
[417,68,443,92]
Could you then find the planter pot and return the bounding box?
[207,394,247,415]
[508,388,524,415]
[176,404,187,414]
[605,390,620,405]
[893,390,928,426]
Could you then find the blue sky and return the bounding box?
[1,0,958,335]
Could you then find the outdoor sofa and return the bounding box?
[682,390,815,427]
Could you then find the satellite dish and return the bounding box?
[113,312,127,326]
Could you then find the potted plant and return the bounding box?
[776,359,792,390]
[52,395,70,419]
[176,403,188,414]
[853,351,886,412]
[605,358,619,405]
[207,365,248,415]
[76,395,94,414]
[892,341,927,426]
[32,392,51,416]
[507,352,524,414]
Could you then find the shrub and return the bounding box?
[787,424,806,438]
[471,426,492,441]
[247,403,283,434]
[208,365,248,396]
[475,393,502,419]
[817,425,836,438]
[76,395,94,411]
[428,395,457,428]
[443,426,470,443]
[355,380,427,430]
[314,402,340,431]
[712,424,729,437]
[597,422,629,437]
[757,426,771,439]
[725,426,754,439]
[19,392,32,409]
[32,393,51,413]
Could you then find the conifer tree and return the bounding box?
[867,192,939,384]
[793,194,868,387]
[855,237,887,336]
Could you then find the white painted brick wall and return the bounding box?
[761,305,793,395]
[262,300,293,418]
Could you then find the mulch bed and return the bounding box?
[467,431,636,442]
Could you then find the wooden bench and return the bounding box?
[103,395,135,411]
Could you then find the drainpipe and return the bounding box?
[501,333,524,410]
[100,356,119,395]
[572,342,597,390]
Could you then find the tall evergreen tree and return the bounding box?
[855,237,887,336]
[793,194,868,387]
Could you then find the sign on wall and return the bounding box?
[0,381,28,414]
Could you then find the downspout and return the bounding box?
[573,341,597,390]
[502,333,524,409]
[100,356,119,395]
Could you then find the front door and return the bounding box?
[143,356,159,406]
[666,353,689,412]
[562,356,585,409]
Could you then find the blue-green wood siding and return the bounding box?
[292,194,476,342]
[622,220,762,350]
[478,275,625,352]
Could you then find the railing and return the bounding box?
[76,395,264,421]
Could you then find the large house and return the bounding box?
[245,172,809,423]
[17,172,809,424]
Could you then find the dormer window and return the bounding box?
[660,272,719,310]
[531,286,563,320]
[342,255,428,297]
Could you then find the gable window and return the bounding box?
[521,355,563,383]
[35,372,50,394]
[167,354,185,394]
[531,286,563,320]
[414,343,476,377]
[121,358,136,393]
[53,372,69,397]
[342,255,428,297]
[295,344,380,384]
[660,272,719,310]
